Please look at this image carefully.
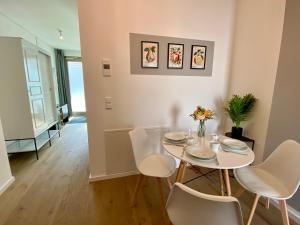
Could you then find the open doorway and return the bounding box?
[67,60,87,124]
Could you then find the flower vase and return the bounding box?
[198,120,206,137]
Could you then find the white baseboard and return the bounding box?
[89,171,138,182]
[0,176,15,196]
[270,199,300,224]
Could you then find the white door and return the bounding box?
[23,47,47,135]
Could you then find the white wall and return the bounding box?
[264,0,300,212]
[78,0,237,178]
[0,12,59,104]
[0,118,14,195]
[227,0,286,163]
[0,12,55,65]
[64,50,81,57]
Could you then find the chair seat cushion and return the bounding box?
[234,167,290,199]
[139,154,176,178]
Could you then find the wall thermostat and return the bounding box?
[102,59,111,77]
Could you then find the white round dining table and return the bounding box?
[163,136,255,196]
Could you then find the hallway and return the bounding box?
[0,124,90,225]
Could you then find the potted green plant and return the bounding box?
[225,94,257,139]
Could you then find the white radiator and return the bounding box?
[104,126,170,176]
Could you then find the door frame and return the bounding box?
[65,57,86,116]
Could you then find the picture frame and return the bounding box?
[190,45,207,69]
[167,43,184,69]
[141,41,159,68]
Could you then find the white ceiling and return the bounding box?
[0,0,80,51]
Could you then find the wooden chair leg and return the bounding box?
[175,161,187,183]
[167,177,173,190]
[219,170,225,196]
[131,174,144,206]
[247,194,260,225]
[279,200,290,225]
[224,169,232,196]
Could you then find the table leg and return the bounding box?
[224,169,232,196]
[219,170,225,196]
[175,160,187,183]
[265,197,270,209]
[34,138,39,160]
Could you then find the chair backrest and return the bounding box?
[166,183,244,225]
[129,128,155,171]
[260,140,300,198]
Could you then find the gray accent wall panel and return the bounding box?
[264,0,300,212]
[130,33,214,76]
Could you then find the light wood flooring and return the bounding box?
[0,124,298,225]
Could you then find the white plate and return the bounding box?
[185,145,216,160]
[163,139,186,145]
[164,132,186,141]
[164,138,186,143]
[220,143,248,152]
[220,138,247,149]
[221,145,249,155]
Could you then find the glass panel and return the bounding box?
[31,98,46,128]
[25,51,40,82]
[67,61,86,112]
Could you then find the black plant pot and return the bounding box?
[231,127,243,139]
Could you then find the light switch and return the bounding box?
[104,97,112,110]
[102,59,111,77]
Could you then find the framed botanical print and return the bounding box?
[190,45,207,69]
[167,43,184,69]
[141,41,159,68]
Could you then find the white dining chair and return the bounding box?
[166,183,244,225]
[234,140,300,225]
[129,127,176,207]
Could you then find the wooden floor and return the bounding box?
[0,124,298,225]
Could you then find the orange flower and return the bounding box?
[204,110,209,117]
[196,114,205,120]
[190,106,214,121]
